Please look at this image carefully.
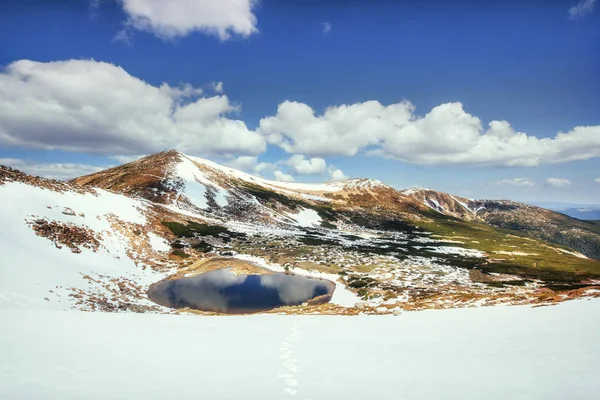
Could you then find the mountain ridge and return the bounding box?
[3,150,600,314]
[70,150,600,260]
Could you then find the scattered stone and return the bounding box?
[62,207,76,216]
[355,301,367,309]
[28,218,101,253]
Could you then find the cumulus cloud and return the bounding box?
[568,0,597,19]
[116,0,259,41]
[0,158,106,180]
[322,22,331,34]
[328,167,348,181]
[595,178,600,183]
[258,100,600,167]
[226,153,347,183]
[489,178,535,187]
[274,170,295,182]
[284,154,327,175]
[225,156,275,176]
[546,178,572,188]
[0,59,266,157]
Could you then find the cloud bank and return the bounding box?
[258,101,600,167]
[0,59,265,157]
[2,59,600,173]
[0,158,106,180]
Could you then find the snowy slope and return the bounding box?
[0,181,168,310]
[1,299,599,399]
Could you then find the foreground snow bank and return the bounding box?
[1,299,599,399]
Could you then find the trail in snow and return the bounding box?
[277,319,304,397]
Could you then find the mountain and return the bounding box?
[530,202,600,221]
[2,150,600,314]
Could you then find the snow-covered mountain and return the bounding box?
[2,151,600,314]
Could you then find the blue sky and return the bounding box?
[0,0,599,203]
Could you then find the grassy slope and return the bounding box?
[418,218,600,282]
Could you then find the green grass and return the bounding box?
[161,220,237,238]
[171,250,190,258]
[238,182,302,209]
[192,242,213,253]
[299,236,340,246]
[418,218,600,282]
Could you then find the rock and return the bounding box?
[376,306,387,313]
[355,301,367,309]
[62,207,76,216]
[301,302,308,307]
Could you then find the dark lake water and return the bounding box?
[147,268,335,313]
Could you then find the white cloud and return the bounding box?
[546,178,572,188]
[0,59,266,157]
[225,156,275,176]
[258,100,600,167]
[595,177,600,183]
[284,154,327,175]
[569,0,597,19]
[109,155,145,164]
[227,153,346,182]
[274,170,294,182]
[322,22,331,34]
[328,168,348,181]
[0,158,106,180]
[490,178,535,187]
[213,81,224,93]
[117,0,259,41]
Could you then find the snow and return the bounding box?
[425,246,486,258]
[493,250,539,256]
[1,299,599,399]
[300,193,331,202]
[426,197,444,211]
[214,187,229,208]
[402,186,431,195]
[449,194,476,214]
[286,208,322,227]
[557,248,589,259]
[174,156,210,209]
[147,232,171,253]
[0,182,165,309]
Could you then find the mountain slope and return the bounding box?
[0,165,170,311]
[71,150,600,264]
[3,152,600,314]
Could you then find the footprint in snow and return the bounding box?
[277,319,308,398]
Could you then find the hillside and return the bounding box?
[2,151,600,314]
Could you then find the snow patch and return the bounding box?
[286,208,322,228]
[147,233,171,253]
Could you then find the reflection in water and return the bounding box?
[147,268,335,313]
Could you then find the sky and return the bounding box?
[0,0,599,203]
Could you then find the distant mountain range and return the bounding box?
[530,202,600,221]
